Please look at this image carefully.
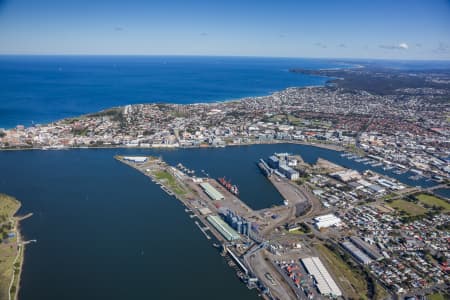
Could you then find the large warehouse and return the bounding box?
[199,182,224,200]
[301,257,342,297]
[313,214,343,229]
[207,215,240,241]
[341,241,372,265]
[123,156,148,163]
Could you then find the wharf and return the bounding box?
[115,155,310,300]
[17,212,33,221]
[115,155,230,245]
[266,175,315,218]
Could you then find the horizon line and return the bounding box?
[0,53,449,62]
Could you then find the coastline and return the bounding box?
[0,139,347,153]
[0,61,370,154]
[0,56,354,130]
[8,225,23,300]
[10,214,32,300]
[0,83,330,131]
[0,195,30,300]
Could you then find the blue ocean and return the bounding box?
[0,55,348,128]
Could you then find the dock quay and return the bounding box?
[160,185,174,196]
[258,159,273,177]
[265,174,314,220]
[114,155,260,241]
[226,246,249,275]
[114,154,307,300]
[194,220,211,240]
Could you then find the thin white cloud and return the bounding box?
[379,42,409,50]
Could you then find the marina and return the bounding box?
[177,163,195,175]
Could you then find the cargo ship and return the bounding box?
[218,177,239,195]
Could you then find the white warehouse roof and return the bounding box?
[301,257,342,297]
[123,156,148,163]
[199,182,224,201]
[314,214,342,229]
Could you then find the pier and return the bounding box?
[22,239,37,245]
[195,221,211,240]
[17,212,33,221]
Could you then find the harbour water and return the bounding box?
[0,143,442,300]
[434,188,450,199]
[0,56,344,128]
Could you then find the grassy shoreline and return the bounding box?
[0,194,25,300]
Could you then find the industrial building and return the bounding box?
[349,236,383,261]
[341,241,372,265]
[301,257,342,297]
[123,156,148,163]
[286,223,302,232]
[313,214,342,229]
[377,178,404,190]
[207,215,240,241]
[199,182,224,200]
[268,155,280,169]
[330,169,361,182]
[223,209,250,236]
[278,164,299,180]
[266,154,299,181]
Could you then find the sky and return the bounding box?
[0,0,449,60]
